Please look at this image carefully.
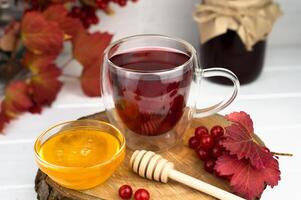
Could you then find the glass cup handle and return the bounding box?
[194,68,240,118]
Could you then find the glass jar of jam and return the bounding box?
[199,30,266,85]
[194,0,282,85]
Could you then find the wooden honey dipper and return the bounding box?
[130,150,245,200]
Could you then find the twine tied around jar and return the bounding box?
[193,0,282,50]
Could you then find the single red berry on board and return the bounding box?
[204,159,215,174]
[119,185,133,199]
[188,136,200,149]
[199,134,214,150]
[196,148,210,161]
[195,126,209,139]
[210,125,224,139]
[134,188,150,200]
[211,146,223,158]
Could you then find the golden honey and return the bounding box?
[34,120,125,190]
[39,129,120,167]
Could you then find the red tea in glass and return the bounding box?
[109,48,192,136]
[102,35,239,151]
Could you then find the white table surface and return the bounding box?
[1,1,301,199]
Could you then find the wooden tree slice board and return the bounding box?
[35,111,249,200]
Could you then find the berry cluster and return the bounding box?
[119,185,150,200]
[188,125,225,175]
[26,0,138,29]
[69,6,99,28]
[68,0,138,28]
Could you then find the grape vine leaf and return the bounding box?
[226,111,253,133]
[21,11,64,55]
[23,51,56,70]
[29,64,63,105]
[2,81,33,117]
[72,30,112,67]
[72,29,112,96]
[223,111,274,169]
[215,154,280,200]
[43,4,83,39]
[23,52,62,105]
[80,65,101,97]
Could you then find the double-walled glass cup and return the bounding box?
[102,34,239,151]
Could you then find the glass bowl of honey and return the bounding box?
[34,120,126,190]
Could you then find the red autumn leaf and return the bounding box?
[28,101,42,114]
[73,29,112,67]
[80,63,101,96]
[30,64,62,105]
[23,51,56,71]
[72,29,112,96]
[22,51,62,105]
[2,81,33,117]
[43,4,68,24]
[226,111,253,133]
[59,17,83,39]
[0,81,33,132]
[223,112,273,169]
[43,4,83,39]
[21,11,64,55]
[215,154,280,200]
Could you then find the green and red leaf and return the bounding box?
[22,51,62,105]
[30,64,63,105]
[21,11,64,55]
[22,51,56,71]
[0,0,132,132]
